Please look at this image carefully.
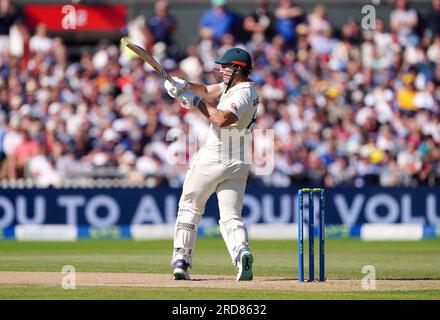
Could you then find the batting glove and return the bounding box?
[176,91,201,110]
[164,76,188,99]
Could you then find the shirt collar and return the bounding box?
[224,81,254,94]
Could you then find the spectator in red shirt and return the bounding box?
[9,130,40,179]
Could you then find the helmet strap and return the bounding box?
[225,66,242,93]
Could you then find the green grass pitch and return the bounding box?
[0,238,439,299]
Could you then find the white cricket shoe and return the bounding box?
[236,251,254,281]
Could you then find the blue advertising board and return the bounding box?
[0,187,439,228]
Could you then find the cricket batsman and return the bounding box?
[164,48,259,281]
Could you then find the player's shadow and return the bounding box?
[189,277,301,282]
[264,278,296,282]
[190,277,232,281]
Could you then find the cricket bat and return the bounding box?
[121,37,176,85]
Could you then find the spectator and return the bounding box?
[199,0,242,44]
[329,33,352,72]
[197,27,217,73]
[147,1,177,54]
[309,27,337,61]
[326,156,354,186]
[426,0,440,36]
[274,0,304,48]
[372,19,394,69]
[397,73,418,113]
[427,35,440,62]
[218,33,241,56]
[120,15,153,66]
[307,4,331,44]
[29,23,52,54]
[92,40,111,71]
[243,0,274,42]
[390,0,419,46]
[0,0,23,54]
[179,45,203,82]
[341,17,361,45]
[27,144,61,187]
[1,118,21,179]
[397,142,422,183]
[10,129,40,180]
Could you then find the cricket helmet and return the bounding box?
[215,47,252,71]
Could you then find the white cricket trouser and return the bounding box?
[172,148,250,267]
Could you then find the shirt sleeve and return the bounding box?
[199,11,211,28]
[219,90,252,120]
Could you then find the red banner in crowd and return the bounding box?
[24,4,127,32]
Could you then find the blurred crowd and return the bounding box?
[0,0,439,188]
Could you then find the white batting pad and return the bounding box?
[171,212,201,267]
[219,218,250,266]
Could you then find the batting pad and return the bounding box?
[171,212,201,267]
[219,218,250,266]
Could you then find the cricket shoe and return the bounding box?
[236,251,254,281]
[173,259,190,280]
